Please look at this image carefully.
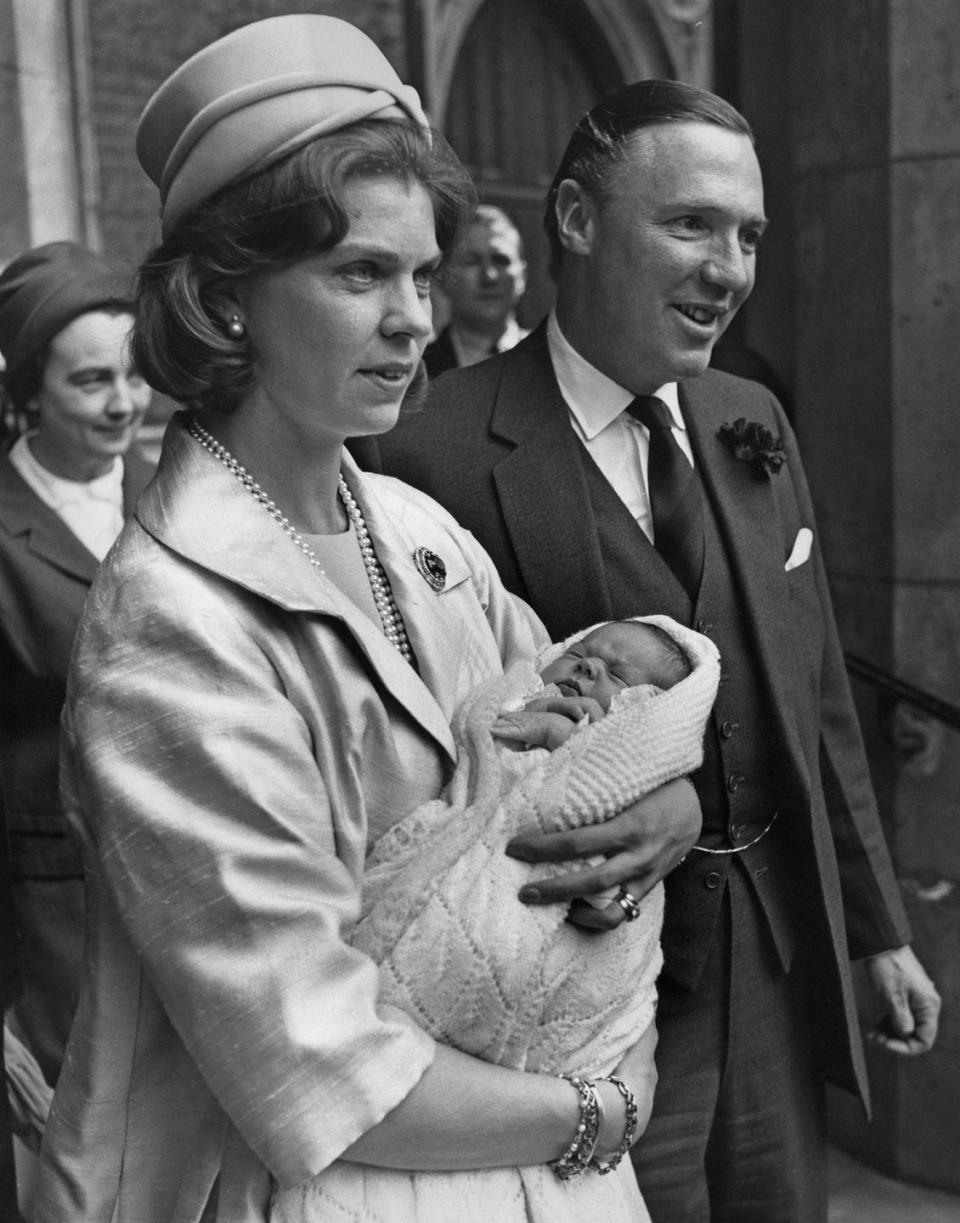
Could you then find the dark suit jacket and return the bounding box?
[422,325,459,380]
[0,786,24,1222]
[370,323,910,1100]
[0,444,155,1080]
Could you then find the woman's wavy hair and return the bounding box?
[134,120,476,412]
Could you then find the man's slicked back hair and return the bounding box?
[544,79,754,274]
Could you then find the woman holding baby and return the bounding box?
[34,16,701,1223]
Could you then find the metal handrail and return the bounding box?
[845,653,960,731]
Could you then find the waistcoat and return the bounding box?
[577,448,798,991]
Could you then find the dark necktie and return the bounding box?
[627,395,704,598]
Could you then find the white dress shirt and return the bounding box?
[9,434,125,561]
[546,310,693,544]
[449,316,530,367]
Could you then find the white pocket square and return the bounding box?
[785,527,813,572]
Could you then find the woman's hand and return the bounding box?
[507,776,701,930]
[606,1023,659,1144]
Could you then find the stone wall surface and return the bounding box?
[771,0,960,1190]
[86,0,404,275]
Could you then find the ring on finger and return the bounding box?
[616,886,642,921]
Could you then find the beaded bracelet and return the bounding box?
[590,1074,639,1174]
[548,1074,602,1180]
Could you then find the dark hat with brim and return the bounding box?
[0,241,131,375]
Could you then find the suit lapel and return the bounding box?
[488,328,614,631]
[683,376,808,772]
[344,458,465,745]
[0,447,158,586]
[0,455,98,584]
[488,328,697,632]
[139,418,457,761]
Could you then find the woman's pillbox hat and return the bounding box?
[136,14,430,237]
[0,242,130,376]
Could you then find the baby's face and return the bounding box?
[538,622,662,712]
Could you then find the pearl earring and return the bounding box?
[227,314,245,339]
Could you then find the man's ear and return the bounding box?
[555,179,597,257]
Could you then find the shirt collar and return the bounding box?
[496,316,524,352]
[11,433,123,507]
[448,315,525,366]
[546,310,682,439]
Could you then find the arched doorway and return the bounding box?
[441,0,624,325]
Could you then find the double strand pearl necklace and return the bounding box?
[188,417,415,665]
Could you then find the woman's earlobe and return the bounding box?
[210,293,245,337]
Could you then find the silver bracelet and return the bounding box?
[590,1075,639,1174]
[548,1074,601,1180]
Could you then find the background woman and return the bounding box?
[0,241,152,1088]
[35,17,695,1222]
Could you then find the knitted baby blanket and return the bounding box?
[352,614,721,1077]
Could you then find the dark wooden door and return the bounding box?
[443,0,623,327]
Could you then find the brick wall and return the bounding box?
[87,0,407,279]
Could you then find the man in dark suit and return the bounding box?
[365,80,940,1221]
[423,205,529,378]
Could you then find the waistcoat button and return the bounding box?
[727,773,744,793]
[704,871,721,889]
[720,719,739,739]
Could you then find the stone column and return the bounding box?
[734,0,960,1190]
[0,1,30,259]
[6,0,86,248]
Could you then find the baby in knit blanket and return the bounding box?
[349,614,719,1076]
[491,616,698,911]
[272,616,719,1223]
[495,616,693,748]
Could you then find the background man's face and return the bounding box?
[563,121,766,394]
[443,219,526,333]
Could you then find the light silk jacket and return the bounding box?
[35,415,547,1223]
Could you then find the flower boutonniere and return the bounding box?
[717,418,786,480]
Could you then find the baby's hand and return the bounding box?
[491,709,584,751]
[522,695,606,724]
